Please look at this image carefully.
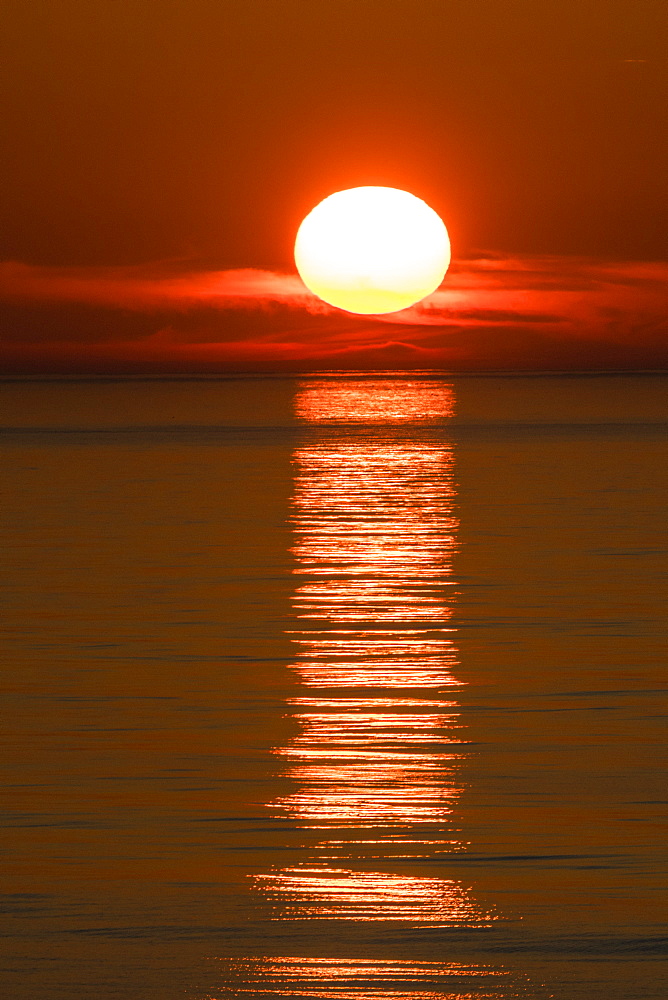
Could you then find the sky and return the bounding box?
[1,0,666,372]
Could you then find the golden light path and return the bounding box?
[200,379,536,1000]
[217,955,523,1000]
[295,187,451,314]
[253,378,495,927]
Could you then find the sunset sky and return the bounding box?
[2,0,666,372]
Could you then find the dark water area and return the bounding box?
[1,373,666,1000]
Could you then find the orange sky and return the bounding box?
[1,1,666,372]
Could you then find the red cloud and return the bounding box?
[1,255,666,372]
[0,261,315,311]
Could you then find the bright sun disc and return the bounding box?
[294,185,450,315]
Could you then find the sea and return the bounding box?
[1,372,666,1000]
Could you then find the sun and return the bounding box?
[294,185,450,315]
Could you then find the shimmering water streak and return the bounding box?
[253,380,491,925]
[287,631,460,688]
[254,867,494,924]
[273,696,465,828]
[294,378,456,425]
[290,442,458,628]
[211,956,522,1000]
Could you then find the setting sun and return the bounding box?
[294,186,451,315]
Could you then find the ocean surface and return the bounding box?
[1,373,666,1000]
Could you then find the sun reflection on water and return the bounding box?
[209,955,526,1000]
[254,867,492,925]
[294,378,456,424]
[252,378,496,928]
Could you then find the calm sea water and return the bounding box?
[1,373,666,1000]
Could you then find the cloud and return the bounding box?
[0,261,314,312]
[1,255,667,372]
